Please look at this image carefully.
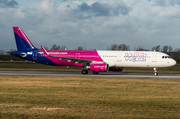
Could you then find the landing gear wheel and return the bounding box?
[154,72,158,76]
[82,70,88,74]
[93,71,99,74]
[153,68,158,76]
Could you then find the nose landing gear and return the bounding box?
[154,68,158,76]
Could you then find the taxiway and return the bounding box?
[0,70,179,79]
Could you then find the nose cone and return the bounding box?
[171,59,177,66]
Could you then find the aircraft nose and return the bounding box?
[171,59,177,66]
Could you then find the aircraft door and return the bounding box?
[33,50,38,60]
[117,55,122,62]
[152,53,157,62]
[75,53,80,59]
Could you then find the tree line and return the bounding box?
[107,44,180,58]
[43,44,85,50]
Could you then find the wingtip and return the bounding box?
[41,45,49,55]
[40,45,43,49]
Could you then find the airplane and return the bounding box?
[9,27,176,76]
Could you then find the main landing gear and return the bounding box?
[81,70,99,75]
[82,70,88,74]
[154,68,158,76]
[81,65,99,75]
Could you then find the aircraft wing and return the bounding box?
[40,46,104,64]
[46,55,94,64]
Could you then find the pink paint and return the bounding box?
[13,27,34,46]
[73,63,84,67]
[90,63,108,72]
[39,50,104,66]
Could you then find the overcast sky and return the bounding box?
[1,0,180,50]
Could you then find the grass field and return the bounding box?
[0,76,180,118]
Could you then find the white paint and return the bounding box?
[97,51,176,68]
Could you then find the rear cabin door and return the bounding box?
[75,53,80,59]
[33,51,38,60]
[117,55,122,62]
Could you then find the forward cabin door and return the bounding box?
[152,53,157,62]
[117,55,122,62]
[76,53,80,59]
[33,50,38,60]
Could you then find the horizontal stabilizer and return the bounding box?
[9,51,26,57]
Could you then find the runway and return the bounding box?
[0,70,180,79]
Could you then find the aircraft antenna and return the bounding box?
[76,42,78,50]
[84,42,86,50]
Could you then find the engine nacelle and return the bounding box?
[90,63,109,72]
[109,67,124,72]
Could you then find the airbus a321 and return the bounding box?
[10,27,176,76]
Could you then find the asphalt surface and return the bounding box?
[0,70,180,79]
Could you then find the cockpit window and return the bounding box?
[162,56,171,59]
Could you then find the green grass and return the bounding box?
[124,65,180,74]
[0,55,25,61]
[0,76,180,118]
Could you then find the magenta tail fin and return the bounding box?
[13,27,37,51]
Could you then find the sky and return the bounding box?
[0,0,180,51]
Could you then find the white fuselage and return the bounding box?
[97,51,176,68]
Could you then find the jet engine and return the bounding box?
[109,67,124,72]
[90,63,109,72]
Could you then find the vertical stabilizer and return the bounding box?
[13,27,37,51]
